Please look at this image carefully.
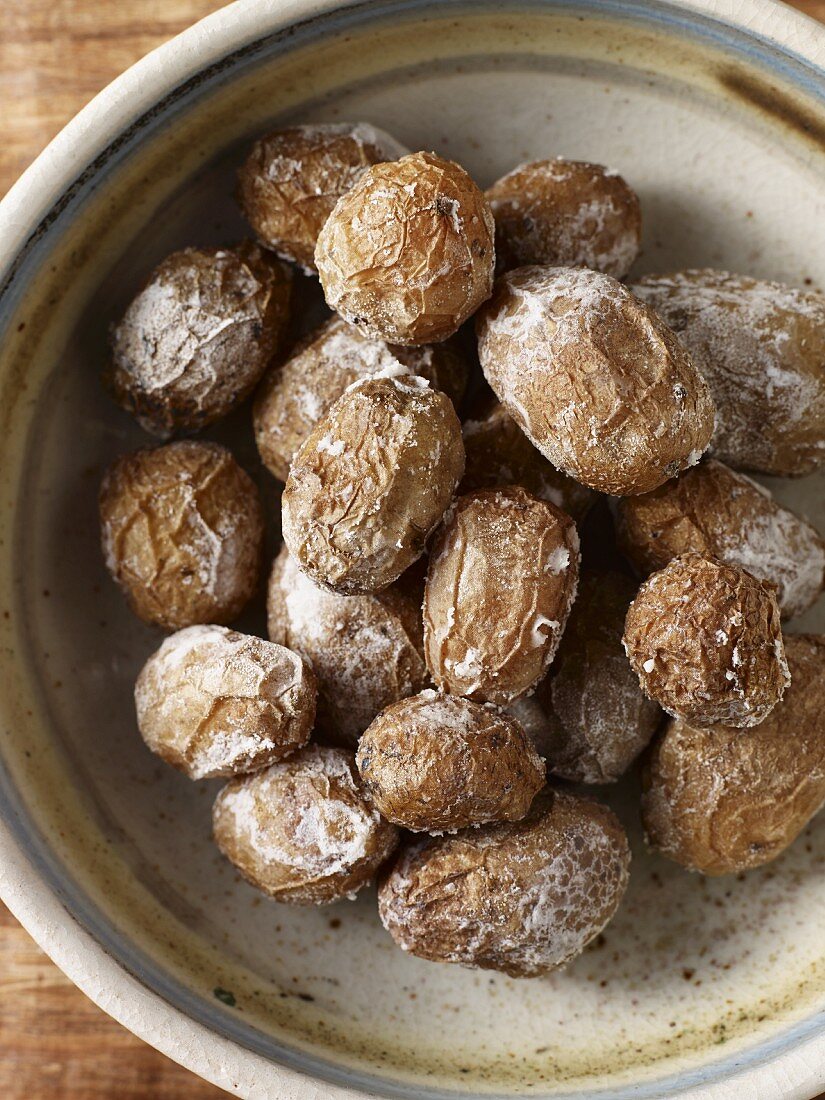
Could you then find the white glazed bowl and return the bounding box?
[1,1,825,1097]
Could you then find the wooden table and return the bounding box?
[2,0,824,1096]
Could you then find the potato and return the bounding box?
[378,787,630,977]
[526,572,662,783]
[213,744,399,905]
[617,458,825,620]
[476,266,715,495]
[356,690,545,832]
[100,441,264,630]
[108,243,291,438]
[267,546,428,747]
[254,315,468,481]
[237,122,408,272]
[282,373,464,594]
[315,151,495,345]
[632,270,825,476]
[424,487,580,705]
[487,158,641,278]
[460,397,595,522]
[642,635,825,875]
[135,625,315,779]
[623,553,790,728]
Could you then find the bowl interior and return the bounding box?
[1,2,825,1097]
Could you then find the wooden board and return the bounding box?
[1,0,824,1096]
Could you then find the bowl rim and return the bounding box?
[1,0,825,1097]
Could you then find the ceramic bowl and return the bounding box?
[1,0,824,1096]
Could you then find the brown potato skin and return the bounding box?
[616,459,825,620]
[460,397,595,522]
[213,744,399,905]
[315,151,495,345]
[477,266,715,495]
[378,788,630,977]
[108,243,291,438]
[530,572,662,784]
[237,122,408,272]
[267,547,428,747]
[424,487,580,705]
[356,690,545,832]
[100,441,264,630]
[135,625,316,779]
[282,375,465,594]
[643,635,825,875]
[487,159,641,278]
[254,315,468,481]
[623,554,790,728]
[633,270,825,476]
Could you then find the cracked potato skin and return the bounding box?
[642,635,825,875]
[623,554,790,728]
[282,374,465,594]
[238,122,408,272]
[99,441,264,631]
[476,266,715,495]
[356,690,545,832]
[424,487,580,705]
[108,243,291,437]
[378,787,630,977]
[315,151,495,345]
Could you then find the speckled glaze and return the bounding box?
[1,1,824,1097]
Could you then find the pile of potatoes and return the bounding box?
[99,121,825,980]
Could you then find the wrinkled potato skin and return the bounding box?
[282,375,464,594]
[623,554,789,728]
[356,690,545,832]
[315,151,495,345]
[108,243,291,438]
[378,788,630,977]
[487,159,641,278]
[461,398,595,522]
[477,266,715,495]
[424,488,580,705]
[238,122,408,272]
[254,315,468,481]
[135,625,316,779]
[643,635,825,875]
[213,745,399,905]
[267,547,428,747]
[531,572,662,784]
[617,459,825,620]
[633,270,825,476]
[100,441,264,630]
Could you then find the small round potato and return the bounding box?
[315,151,495,345]
[100,441,264,630]
[529,572,662,784]
[254,315,468,481]
[213,744,399,905]
[632,269,825,476]
[237,122,408,272]
[356,690,545,832]
[267,547,428,746]
[378,788,630,977]
[135,625,316,779]
[617,459,825,620]
[477,266,715,495]
[623,554,790,728]
[487,158,641,278]
[424,487,580,705]
[643,634,825,875]
[108,243,291,437]
[460,398,595,522]
[282,373,464,594]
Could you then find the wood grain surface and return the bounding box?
[1,0,824,1097]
